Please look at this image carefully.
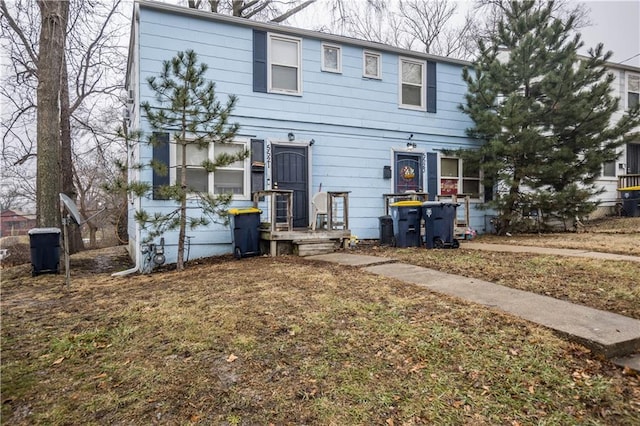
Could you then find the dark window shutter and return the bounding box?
[253,30,267,93]
[251,139,265,193]
[426,61,437,113]
[427,152,438,201]
[152,132,170,200]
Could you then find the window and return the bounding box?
[322,43,341,73]
[268,34,301,95]
[363,51,381,79]
[628,74,640,110]
[399,57,425,110]
[176,144,209,193]
[440,157,481,198]
[175,141,248,198]
[602,160,616,177]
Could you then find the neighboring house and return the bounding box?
[125,0,486,266]
[594,62,640,216]
[0,210,36,237]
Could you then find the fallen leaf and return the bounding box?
[226,353,238,363]
[92,373,108,380]
[528,385,535,394]
[52,357,64,365]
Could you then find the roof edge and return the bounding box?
[136,0,473,67]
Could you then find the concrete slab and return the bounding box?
[362,262,640,358]
[464,242,640,263]
[612,354,640,373]
[306,253,395,267]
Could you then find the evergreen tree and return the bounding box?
[460,1,640,233]
[134,50,247,271]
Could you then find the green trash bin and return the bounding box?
[619,186,640,217]
[28,227,61,276]
[229,208,262,259]
[389,201,422,247]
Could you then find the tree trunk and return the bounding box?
[36,0,69,227]
[60,55,84,253]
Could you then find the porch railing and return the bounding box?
[618,174,640,189]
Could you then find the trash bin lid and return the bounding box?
[618,186,640,191]
[228,207,262,215]
[28,227,61,235]
[390,200,423,207]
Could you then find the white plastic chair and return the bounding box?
[310,192,328,230]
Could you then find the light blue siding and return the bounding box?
[132,4,485,264]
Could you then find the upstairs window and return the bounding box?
[399,57,425,110]
[268,34,301,95]
[363,51,381,79]
[628,74,639,110]
[322,43,341,73]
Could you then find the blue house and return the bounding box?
[125,0,487,268]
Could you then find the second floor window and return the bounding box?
[399,58,425,110]
[268,34,301,95]
[628,74,639,110]
[363,51,381,79]
[322,43,341,73]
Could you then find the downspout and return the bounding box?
[111,220,141,277]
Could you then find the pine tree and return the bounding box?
[460,1,640,233]
[134,50,247,271]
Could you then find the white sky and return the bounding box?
[578,0,640,67]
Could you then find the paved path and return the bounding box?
[307,253,640,364]
[464,242,640,262]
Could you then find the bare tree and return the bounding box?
[35,0,68,227]
[1,0,127,250]
[186,0,317,22]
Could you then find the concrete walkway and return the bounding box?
[306,253,640,364]
[463,242,640,262]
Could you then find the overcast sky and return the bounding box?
[578,0,640,67]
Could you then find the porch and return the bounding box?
[253,190,351,256]
[618,174,640,190]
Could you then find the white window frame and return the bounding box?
[267,33,302,96]
[627,73,640,110]
[399,57,425,111]
[321,42,341,73]
[171,138,250,200]
[439,156,482,199]
[363,51,381,79]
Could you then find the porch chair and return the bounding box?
[310,192,328,231]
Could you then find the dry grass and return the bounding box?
[2,216,640,424]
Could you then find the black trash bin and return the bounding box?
[28,227,61,276]
[390,201,422,247]
[229,208,262,259]
[422,202,460,249]
[619,186,640,217]
[379,215,394,246]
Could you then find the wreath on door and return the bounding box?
[400,165,415,180]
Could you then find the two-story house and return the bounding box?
[594,61,640,216]
[125,0,486,267]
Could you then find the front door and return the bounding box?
[272,144,309,228]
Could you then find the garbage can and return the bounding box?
[389,201,422,247]
[229,208,262,259]
[619,186,640,217]
[379,215,394,246]
[28,227,61,276]
[422,202,460,249]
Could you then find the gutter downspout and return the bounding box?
[111,219,141,277]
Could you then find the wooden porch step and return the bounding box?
[293,240,337,257]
